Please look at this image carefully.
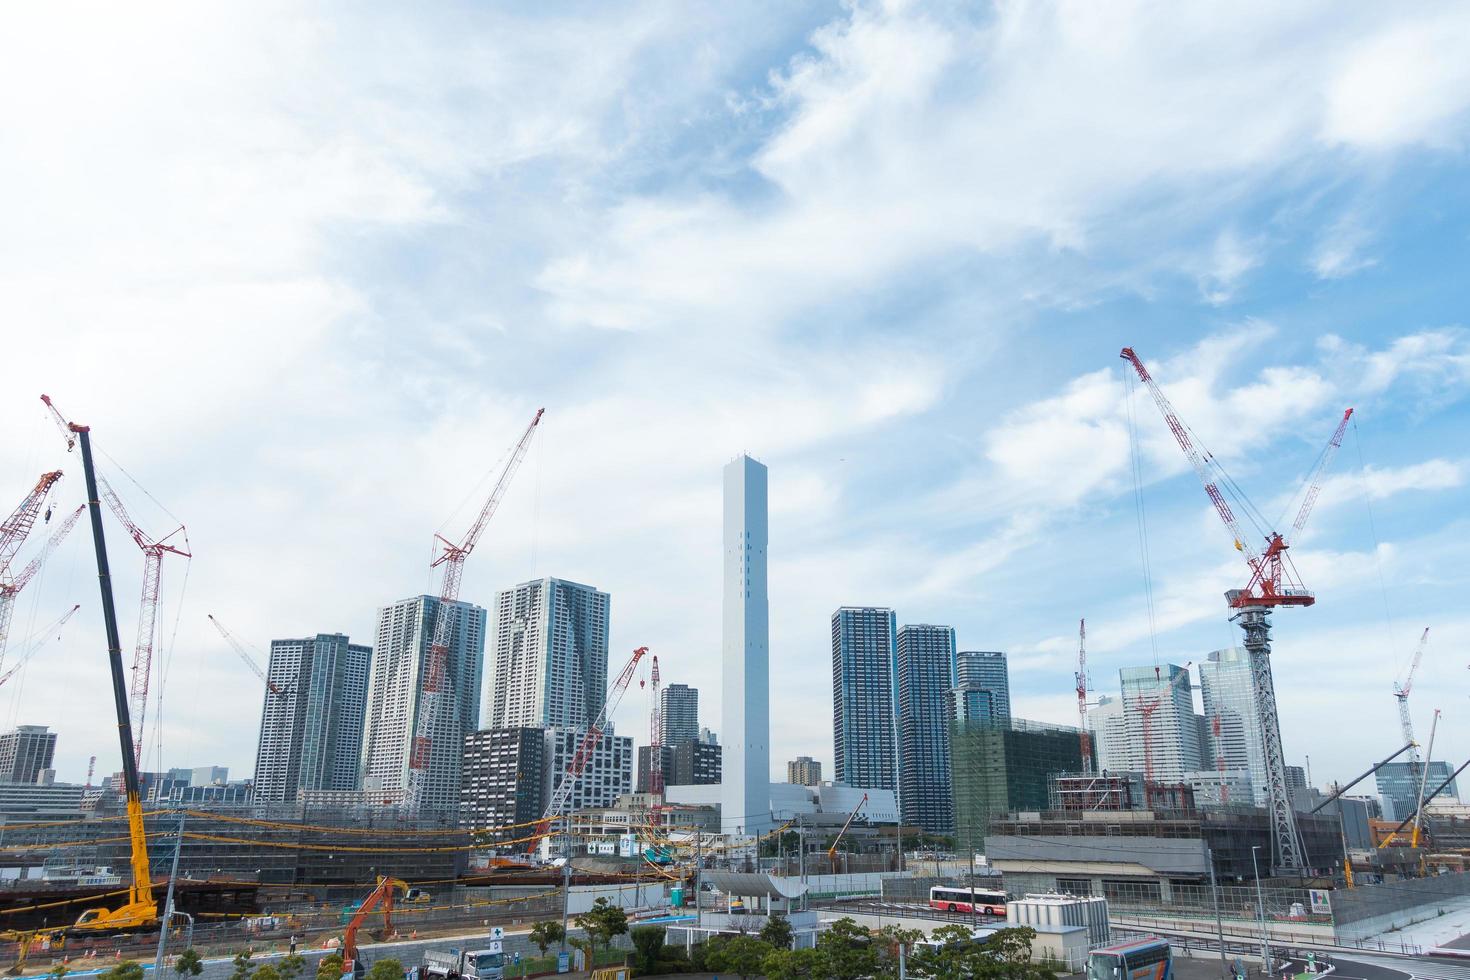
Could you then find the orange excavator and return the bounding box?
[341,877,407,979]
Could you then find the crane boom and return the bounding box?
[828,793,868,865]
[0,504,85,672]
[1394,628,1429,771]
[1288,409,1353,543]
[207,614,284,695]
[530,645,649,854]
[1,471,63,575]
[1075,619,1091,773]
[40,394,156,931]
[0,604,81,688]
[407,408,544,812]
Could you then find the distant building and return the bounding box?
[661,684,699,746]
[360,595,486,812]
[671,740,721,786]
[168,782,253,805]
[1285,765,1307,794]
[545,727,632,813]
[722,455,770,835]
[636,745,672,794]
[254,632,371,804]
[1086,695,1127,771]
[1198,648,1267,804]
[951,685,999,725]
[951,718,1081,856]
[699,727,718,746]
[1377,761,1459,821]
[788,756,822,786]
[955,651,1010,724]
[831,606,897,792]
[1185,768,1255,808]
[897,624,957,834]
[485,577,610,730]
[0,726,56,784]
[1117,664,1203,786]
[462,727,547,841]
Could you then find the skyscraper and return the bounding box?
[831,606,897,792]
[361,596,486,812]
[1086,695,1127,771]
[254,633,371,804]
[897,624,957,834]
[722,455,770,834]
[1118,664,1203,786]
[1376,761,1458,820]
[0,726,55,784]
[1198,647,1267,804]
[955,651,1010,724]
[660,684,699,746]
[461,727,546,838]
[485,578,609,730]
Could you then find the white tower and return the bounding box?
[722,455,770,835]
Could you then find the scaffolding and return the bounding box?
[952,718,1082,856]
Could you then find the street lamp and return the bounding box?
[1250,846,1272,974]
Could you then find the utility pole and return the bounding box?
[153,811,186,974]
[1207,846,1228,978]
[559,858,571,961]
[1251,845,1272,974]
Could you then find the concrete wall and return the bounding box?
[1332,873,1470,941]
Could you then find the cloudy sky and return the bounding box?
[3,1,1469,796]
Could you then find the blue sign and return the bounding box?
[557,952,570,974]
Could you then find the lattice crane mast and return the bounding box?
[1119,347,1352,875]
[0,504,84,671]
[407,407,543,812]
[1075,618,1091,773]
[530,645,649,856]
[1,471,63,576]
[647,655,664,811]
[0,603,81,688]
[1394,628,1429,768]
[207,614,284,696]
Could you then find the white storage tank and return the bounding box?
[1007,892,1110,948]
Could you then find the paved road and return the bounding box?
[1336,954,1470,980]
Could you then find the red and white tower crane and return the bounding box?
[0,504,85,670]
[407,407,544,812]
[1121,346,1352,874]
[647,655,664,823]
[1127,662,1191,808]
[1075,619,1091,773]
[1,471,63,577]
[208,614,285,696]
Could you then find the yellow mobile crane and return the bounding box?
[41,396,156,932]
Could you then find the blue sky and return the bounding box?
[2,1,1468,793]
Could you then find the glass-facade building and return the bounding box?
[897,624,957,834]
[1377,761,1459,821]
[1198,647,1267,805]
[955,651,1010,724]
[831,607,898,791]
[1118,663,1203,786]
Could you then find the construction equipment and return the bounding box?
[2,928,66,974]
[1075,619,1091,773]
[0,603,80,688]
[0,505,84,670]
[828,793,868,871]
[207,614,284,695]
[407,407,543,812]
[647,655,664,816]
[1393,628,1429,791]
[95,475,190,766]
[530,645,649,856]
[1410,709,1439,850]
[1121,347,1352,875]
[0,471,63,576]
[1126,663,1191,808]
[342,876,407,979]
[39,395,156,932]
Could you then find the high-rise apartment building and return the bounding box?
[955,651,1010,724]
[1118,664,1203,786]
[1086,695,1127,772]
[461,727,546,840]
[723,455,770,834]
[897,624,957,834]
[545,727,632,812]
[788,756,821,786]
[639,742,721,790]
[660,684,699,746]
[254,633,371,805]
[485,578,609,731]
[1198,647,1268,805]
[831,607,897,792]
[0,726,56,784]
[361,596,486,812]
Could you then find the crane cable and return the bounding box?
[1122,367,1161,663]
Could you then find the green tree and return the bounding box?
[173,949,203,978]
[706,936,772,980]
[761,947,825,980]
[278,954,306,980]
[315,954,344,980]
[229,953,254,980]
[759,914,794,950]
[573,898,628,951]
[252,966,282,980]
[528,920,565,957]
[47,963,70,980]
[984,926,1037,966]
[814,917,880,980]
[364,960,403,980]
[629,925,666,973]
[100,964,145,980]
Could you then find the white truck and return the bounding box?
[422,947,505,980]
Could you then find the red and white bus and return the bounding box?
[929,886,1007,915]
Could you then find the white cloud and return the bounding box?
[1310,213,1377,280]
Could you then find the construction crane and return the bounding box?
[0,603,81,688]
[39,394,155,931]
[530,645,649,856]
[1126,663,1191,808]
[341,876,407,979]
[1121,347,1353,875]
[407,407,544,812]
[207,614,284,695]
[1075,619,1091,773]
[1,471,63,576]
[1393,628,1429,780]
[647,655,664,808]
[93,475,191,766]
[85,755,96,789]
[828,793,868,872]
[0,504,84,671]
